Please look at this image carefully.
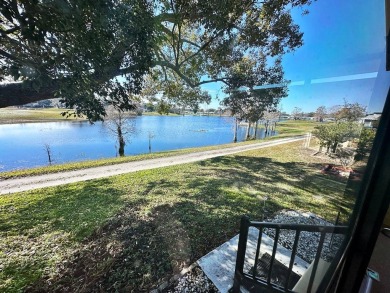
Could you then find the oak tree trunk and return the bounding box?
[117,125,125,156]
[233,117,238,143]
[254,121,258,139]
[245,122,251,140]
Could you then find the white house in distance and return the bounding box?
[360,113,381,128]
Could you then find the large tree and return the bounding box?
[222,56,287,140]
[334,101,366,122]
[0,0,155,121]
[328,101,366,122]
[1,0,314,120]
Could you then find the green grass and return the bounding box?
[0,108,86,123]
[0,108,185,123]
[0,141,357,292]
[276,120,320,136]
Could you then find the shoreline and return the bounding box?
[0,118,88,125]
[0,136,305,194]
[0,114,232,125]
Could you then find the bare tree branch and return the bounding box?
[155,12,178,23]
[152,60,230,87]
[180,38,201,48]
[178,29,224,67]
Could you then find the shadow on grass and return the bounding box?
[192,155,355,222]
[1,178,129,240]
[25,205,175,292]
[5,153,359,292]
[0,178,143,293]
[25,197,284,293]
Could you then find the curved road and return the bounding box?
[0,136,305,195]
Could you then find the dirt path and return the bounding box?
[0,136,305,195]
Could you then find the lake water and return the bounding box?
[0,115,275,172]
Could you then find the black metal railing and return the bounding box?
[232,216,348,293]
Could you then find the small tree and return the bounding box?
[262,110,280,137]
[355,128,376,161]
[148,131,155,153]
[315,106,327,122]
[291,107,303,120]
[44,143,53,165]
[313,122,361,153]
[105,107,136,157]
[144,103,155,112]
[328,105,342,121]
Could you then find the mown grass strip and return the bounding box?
[0,134,304,180]
[0,108,86,123]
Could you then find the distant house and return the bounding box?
[301,116,316,121]
[361,113,381,128]
[324,117,336,122]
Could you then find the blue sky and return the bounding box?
[202,0,390,114]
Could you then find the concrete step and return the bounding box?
[197,227,309,293]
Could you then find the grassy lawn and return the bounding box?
[277,120,320,136]
[0,141,357,292]
[0,108,181,123]
[0,108,86,124]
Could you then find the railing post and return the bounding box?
[232,215,250,293]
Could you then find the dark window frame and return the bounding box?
[324,3,390,292]
[316,87,390,292]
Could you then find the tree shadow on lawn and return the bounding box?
[1,178,128,239]
[46,154,356,292]
[19,155,356,292]
[25,205,175,292]
[25,198,284,293]
[141,178,178,196]
[192,155,356,222]
[0,178,146,293]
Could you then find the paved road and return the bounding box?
[0,136,305,195]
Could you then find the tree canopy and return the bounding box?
[333,102,366,122]
[1,0,315,120]
[327,101,366,122]
[0,0,155,120]
[354,128,376,161]
[291,106,303,120]
[315,105,326,122]
[313,122,361,153]
[222,57,287,122]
